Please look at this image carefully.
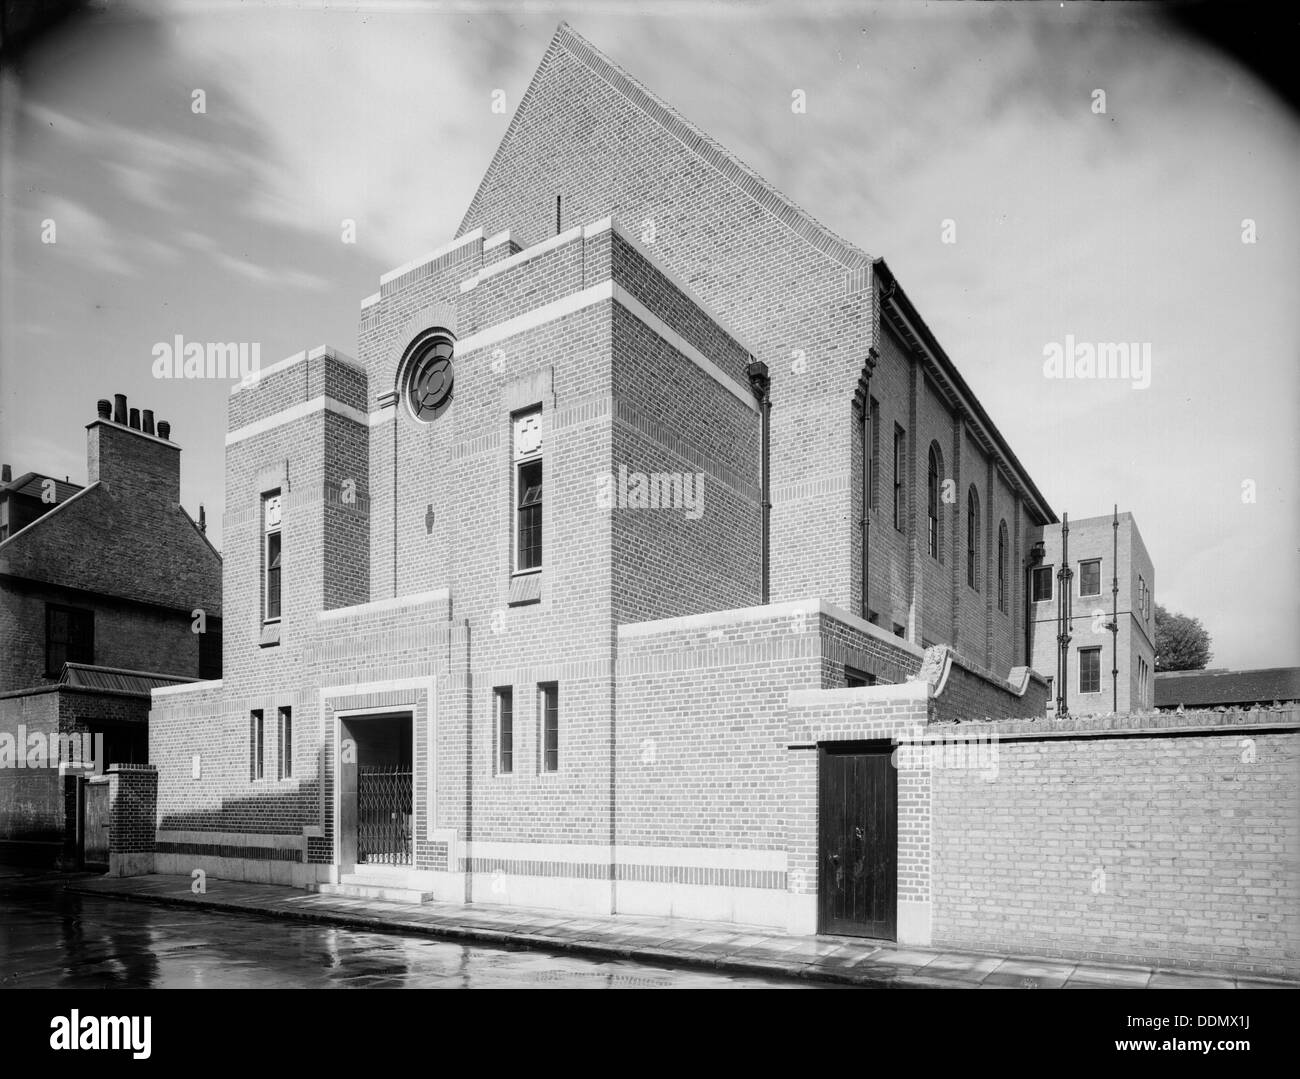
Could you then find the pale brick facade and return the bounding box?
[145,25,1295,971]
[1027,511,1156,714]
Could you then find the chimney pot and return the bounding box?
[157,420,171,440]
[199,504,207,533]
[142,409,155,436]
[129,407,140,430]
[97,399,112,420]
[113,394,128,424]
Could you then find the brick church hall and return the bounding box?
[134,24,1296,976]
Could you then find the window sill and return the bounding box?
[507,573,542,607]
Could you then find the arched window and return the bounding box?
[926,443,944,561]
[966,485,980,591]
[997,520,1009,612]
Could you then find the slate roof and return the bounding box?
[0,471,83,503]
[58,663,197,698]
[1154,667,1300,708]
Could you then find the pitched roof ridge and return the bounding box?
[458,22,872,271]
[554,23,872,270]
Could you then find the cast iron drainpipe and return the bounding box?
[746,359,771,603]
[853,349,879,620]
[1025,540,1045,667]
[1111,504,1119,713]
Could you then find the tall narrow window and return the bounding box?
[1079,648,1102,694]
[277,707,292,780]
[263,493,282,622]
[867,397,880,511]
[892,424,905,531]
[45,604,93,677]
[539,682,558,773]
[495,687,514,775]
[513,410,543,572]
[250,710,264,781]
[997,520,1009,612]
[966,486,980,590]
[926,444,940,559]
[1079,559,1101,597]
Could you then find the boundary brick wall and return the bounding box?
[929,708,1300,977]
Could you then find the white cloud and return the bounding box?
[38,195,137,277]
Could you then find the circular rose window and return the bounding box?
[400,329,455,422]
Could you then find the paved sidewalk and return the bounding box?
[66,874,1294,990]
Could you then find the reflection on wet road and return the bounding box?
[0,872,818,989]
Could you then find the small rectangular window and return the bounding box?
[1079,559,1101,597]
[250,710,265,781]
[45,604,93,677]
[1032,566,1053,602]
[845,665,876,688]
[495,688,514,775]
[263,493,282,622]
[892,424,906,531]
[1079,648,1102,694]
[539,682,558,773]
[892,622,906,639]
[277,707,292,780]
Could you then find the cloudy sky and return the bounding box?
[1,1,1296,668]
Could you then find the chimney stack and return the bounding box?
[87,395,179,500]
[199,504,207,533]
[1,464,10,484]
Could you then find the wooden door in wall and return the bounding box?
[817,742,897,939]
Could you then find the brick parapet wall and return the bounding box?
[921,643,1050,721]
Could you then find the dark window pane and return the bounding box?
[541,684,558,772]
[251,711,264,781]
[517,461,543,571]
[1080,560,1101,596]
[46,605,92,675]
[280,708,292,779]
[1032,566,1053,602]
[1080,650,1101,694]
[266,530,282,620]
[199,617,222,679]
[497,689,513,774]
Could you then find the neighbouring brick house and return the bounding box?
[143,24,1296,975]
[0,395,222,864]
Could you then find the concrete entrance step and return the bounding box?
[317,873,433,905]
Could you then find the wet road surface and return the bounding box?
[0,871,820,989]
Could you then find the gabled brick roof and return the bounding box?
[459,22,873,272]
[1154,667,1300,708]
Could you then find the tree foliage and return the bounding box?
[1154,604,1212,672]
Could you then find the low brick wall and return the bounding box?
[929,707,1300,976]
